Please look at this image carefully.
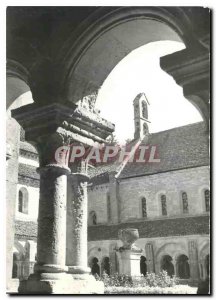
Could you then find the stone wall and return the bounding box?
[88,184,109,224]
[118,166,209,222]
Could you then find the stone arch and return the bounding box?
[6,60,31,110]
[18,187,29,214]
[156,242,187,260]
[88,246,109,267]
[160,255,174,277]
[176,254,190,279]
[60,7,191,102]
[89,257,100,276]
[101,256,111,276]
[12,253,18,278]
[140,255,147,276]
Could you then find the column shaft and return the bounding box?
[35,166,69,273]
[67,173,89,273]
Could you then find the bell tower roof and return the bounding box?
[133,93,150,106]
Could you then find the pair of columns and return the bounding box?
[12,102,114,294]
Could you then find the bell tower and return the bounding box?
[133,93,150,139]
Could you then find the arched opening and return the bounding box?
[101,257,110,276]
[204,190,210,212]
[161,194,167,216]
[12,253,18,279]
[181,192,189,214]
[89,211,97,225]
[140,255,147,276]
[62,9,204,140]
[65,13,186,103]
[161,255,174,277]
[141,197,147,218]
[205,254,209,277]
[18,187,28,214]
[91,257,100,276]
[176,254,190,279]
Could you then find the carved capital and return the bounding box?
[11,102,114,168]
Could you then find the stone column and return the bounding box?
[188,240,200,283]
[12,102,114,294]
[66,170,90,274]
[145,243,155,273]
[11,103,75,293]
[35,164,70,275]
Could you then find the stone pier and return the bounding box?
[12,102,114,294]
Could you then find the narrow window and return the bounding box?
[141,197,147,218]
[182,192,189,213]
[89,211,97,225]
[18,190,23,213]
[18,188,28,214]
[161,195,167,216]
[142,101,148,119]
[204,189,210,212]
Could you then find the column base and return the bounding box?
[17,273,104,294]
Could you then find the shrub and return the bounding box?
[100,272,133,287]
[98,270,179,288]
[105,285,197,294]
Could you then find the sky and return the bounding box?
[95,41,203,144]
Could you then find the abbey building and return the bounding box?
[12,93,210,284]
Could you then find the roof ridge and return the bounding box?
[148,121,204,137]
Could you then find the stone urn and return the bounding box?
[118,228,139,250]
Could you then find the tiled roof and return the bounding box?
[15,220,37,238]
[119,122,209,179]
[88,122,209,183]
[18,163,39,180]
[15,215,209,241]
[88,215,209,241]
[19,141,38,154]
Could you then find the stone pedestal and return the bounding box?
[117,250,142,277]
[116,228,143,277]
